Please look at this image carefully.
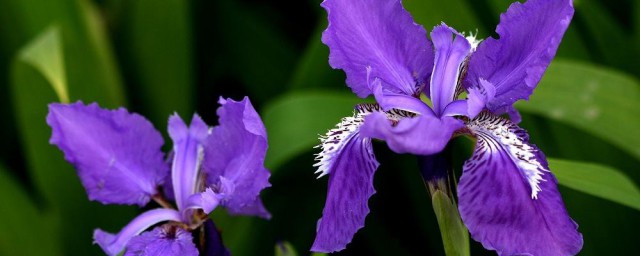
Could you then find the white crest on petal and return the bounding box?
[313,104,415,178]
[464,30,483,52]
[466,112,549,199]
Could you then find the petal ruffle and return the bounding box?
[124,226,198,256]
[94,208,182,256]
[203,97,271,219]
[465,0,574,114]
[321,0,433,98]
[360,112,463,155]
[429,24,471,115]
[168,114,209,212]
[457,113,582,255]
[312,104,380,252]
[47,102,168,206]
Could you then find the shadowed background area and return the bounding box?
[0,0,638,255]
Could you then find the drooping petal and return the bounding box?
[321,0,434,98]
[124,226,199,256]
[47,102,168,206]
[370,77,434,115]
[457,113,582,256]
[429,24,471,115]
[203,97,271,219]
[465,0,574,114]
[360,111,463,155]
[168,114,209,213]
[94,208,182,256]
[312,104,380,252]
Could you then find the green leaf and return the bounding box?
[18,26,68,103]
[11,17,134,255]
[516,60,640,162]
[275,241,298,256]
[262,91,367,170]
[113,0,194,126]
[0,164,61,256]
[549,158,640,211]
[431,190,470,256]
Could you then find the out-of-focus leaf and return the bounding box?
[262,91,367,170]
[516,60,640,161]
[275,241,298,256]
[549,158,640,211]
[0,164,61,256]
[404,0,480,33]
[431,190,470,256]
[10,15,134,255]
[114,0,193,126]
[214,0,297,103]
[18,26,68,103]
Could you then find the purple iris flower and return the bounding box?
[46,97,270,256]
[312,0,582,255]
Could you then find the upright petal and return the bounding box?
[168,114,209,213]
[125,226,198,256]
[321,0,433,97]
[465,0,574,113]
[47,102,167,206]
[203,97,271,219]
[94,208,182,256]
[429,24,471,115]
[360,111,463,156]
[457,113,582,255]
[312,104,380,252]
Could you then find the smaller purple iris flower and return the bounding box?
[312,0,582,255]
[47,97,270,256]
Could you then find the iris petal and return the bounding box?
[47,102,168,206]
[124,226,199,256]
[312,104,380,252]
[457,113,582,255]
[203,97,271,219]
[465,0,574,114]
[321,0,434,98]
[94,209,182,256]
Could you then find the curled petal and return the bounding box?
[360,112,463,155]
[168,114,209,213]
[47,102,167,206]
[321,0,433,97]
[94,209,182,256]
[312,104,380,252]
[458,113,582,255]
[429,24,471,115]
[124,226,198,256]
[465,0,574,113]
[203,97,271,219]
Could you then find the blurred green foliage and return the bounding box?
[0,0,638,255]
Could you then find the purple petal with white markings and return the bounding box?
[458,113,582,256]
[203,97,271,219]
[47,102,167,206]
[124,226,198,256]
[321,0,433,98]
[465,0,574,114]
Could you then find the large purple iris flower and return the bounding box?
[312,0,582,255]
[47,97,270,256]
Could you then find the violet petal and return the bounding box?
[203,97,271,219]
[94,209,182,256]
[47,102,168,206]
[124,226,198,256]
[168,114,209,212]
[458,113,582,255]
[321,0,433,98]
[465,0,574,114]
